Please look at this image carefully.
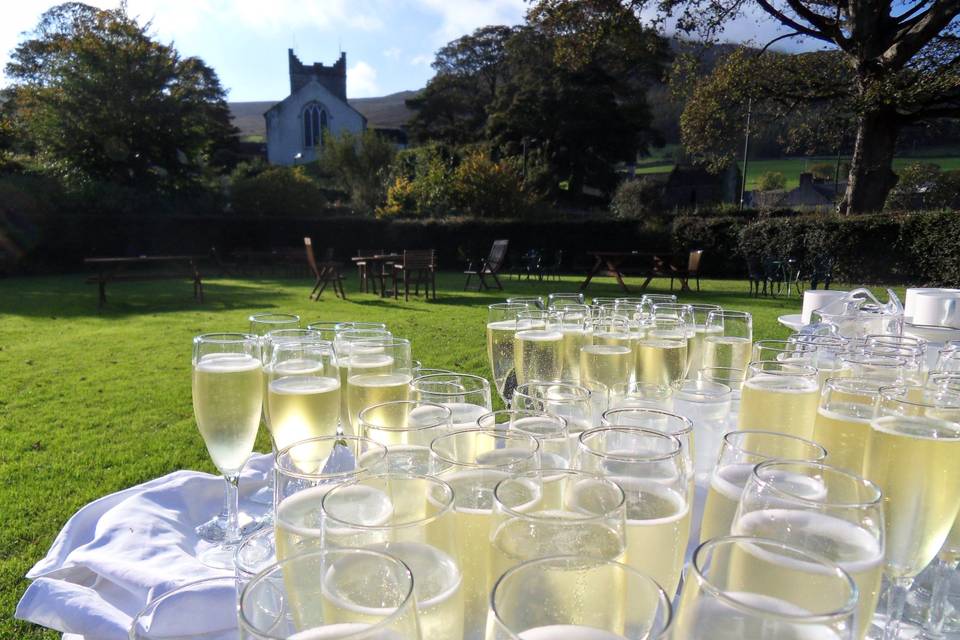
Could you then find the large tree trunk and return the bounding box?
[840,108,900,213]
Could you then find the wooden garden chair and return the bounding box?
[464,239,509,291]
[393,250,438,301]
[304,237,346,300]
[669,249,704,292]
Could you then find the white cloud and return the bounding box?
[383,47,402,59]
[413,0,527,44]
[410,53,433,67]
[348,60,379,97]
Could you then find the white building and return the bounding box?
[264,50,366,166]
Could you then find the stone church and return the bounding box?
[264,50,366,165]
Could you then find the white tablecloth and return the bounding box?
[16,454,273,639]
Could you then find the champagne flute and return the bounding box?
[547,292,585,308]
[687,303,722,379]
[478,409,570,478]
[574,426,691,598]
[672,536,858,639]
[512,381,596,447]
[487,555,673,640]
[556,304,593,384]
[249,312,300,335]
[358,400,452,474]
[811,377,883,474]
[410,373,492,431]
[634,316,689,387]
[732,460,885,639]
[345,337,412,435]
[864,396,960,640]
[429,428,540,638]
[738,360,820,439]
[514,310,564,387]
[191,333,263,568]
[266,338,340,449]
[651,302,697,379]
[488,303,533,405]
[703,310,753,373]
[322,473,463,640]
[334,328,392,429]
[490,469,626,578]
[700,430,827,543]
[238,548,420,639]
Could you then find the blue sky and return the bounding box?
[0,0,805,102]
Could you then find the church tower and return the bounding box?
[288,49,347,101]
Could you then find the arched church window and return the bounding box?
[303,103,327,148]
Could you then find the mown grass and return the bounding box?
[0,272,898,638]
[634,155,960,190]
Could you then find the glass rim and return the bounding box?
[334,321,388,330]
[131,575,238,636]
[720,430,827,461]
[263,328,324,341]
[274,435,388,480]
[410,372,491,395]
[752,339,816,351]
[747,360,818,377]
[351,336,411,348]
[601,408,693,436]
[506,296,544,303]
[493,469,626,523]
[673,379,732,399]
[248,312,300,323]
[578,426,683,463]
[193,332,258,345]
[879,384,960,408]
[513,381,592,403]
[478,409,568,436]
[321,472,455,531]
[822,376,885,397]
[751,459,883,509]
[611,381,675,397]
[839,352,908,367]
[548,292,585,300]
[335,328,393,341]
[488,554,673,638]
[358,400,452,432]
[429,428,541,468]
[238,547,416,640]
[866,333,926,346]
[489,302,533,311]
[234,527,276,579]
[690,536,858,623]
[706,309,752,319]
[792,334,850,347]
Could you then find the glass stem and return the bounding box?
[926,556,958,637]
[883,576,913,640]
[223,474,241,545]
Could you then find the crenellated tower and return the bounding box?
[288,49,347,100]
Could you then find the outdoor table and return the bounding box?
[351,253,401,297]
[84,255,204,308]
[579,250,672,293]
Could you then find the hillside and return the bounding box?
[229,89,419,139]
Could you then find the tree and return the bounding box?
[3,2,235,190]
[757,171,787,191]
[406,26,517,144]
[531,0,960,213]
[315,130,396,215]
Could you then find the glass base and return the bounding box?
[195,510,268,542]
[196,542,241,570]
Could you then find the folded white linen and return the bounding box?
[16,453,273,639]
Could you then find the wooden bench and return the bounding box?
[84,256,204,308]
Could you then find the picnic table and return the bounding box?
[351,253,401,297]
[84,255,204,308]
[579,251,674,293]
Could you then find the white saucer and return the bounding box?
[778,314,806,331]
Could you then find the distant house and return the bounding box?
[264,50,366,166]
[661,165,740,208]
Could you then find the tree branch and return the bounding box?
[782,0,848,45]
[753,0,835,42]
[886,0,960,69]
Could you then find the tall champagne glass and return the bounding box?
[488,303,532,404]
[703,310,753,373]
[634,316,689,387]
[358,400,452,474]
[574,426,691,598]
[238,548,420,639]
[686,303,722,378]
[429,428,540,638]
[864,396,960,640]
[345,337,412,435]
[651,302,697,379]
[322,473,463,640]
[490,469,626,579]
[410,373,492,431]
[738,360,819,439]
[333,328,392,428]
[700,430,827,543]
[672,536,858,639]
[266,338,340,449]
[811,378,882,473]
[556,304,593,384]
[487,556,673,640]
[514,310,564,386]
[733,460,885,639]
[191,333,263,568]
[249,312,300,335]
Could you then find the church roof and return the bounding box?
[264,78,368,125]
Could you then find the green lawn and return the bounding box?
[634,155,960,190]
[0,272,898,639]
